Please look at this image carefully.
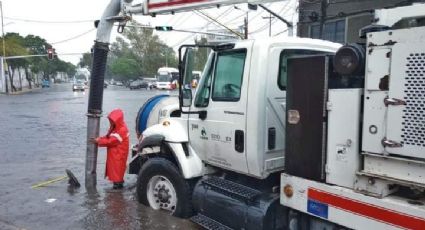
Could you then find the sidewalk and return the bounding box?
[6,87,41,95]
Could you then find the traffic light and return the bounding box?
[155,26,173,31]
[47,48,54,60]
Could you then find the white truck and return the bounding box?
[95,1,425,229]
[129,3,425,230]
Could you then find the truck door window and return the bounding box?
[194,53,215,107]
[212,49,247,101]
[278,49,327,90]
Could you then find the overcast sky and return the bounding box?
[2,0,297,65]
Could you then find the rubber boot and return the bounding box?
[113,182,124,189]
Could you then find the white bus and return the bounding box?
[156,67,179,90]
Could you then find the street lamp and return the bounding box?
[0,1,7,93]
[234,5,249,39]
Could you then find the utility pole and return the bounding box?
[234,6,249,39]
[244,16,248,39]
[262,14,274,37]
[258,4,294,36]
[0,1,7,93]
[319,0,328,39]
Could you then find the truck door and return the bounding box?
[188,48,250,174]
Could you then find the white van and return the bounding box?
[156,67,179,90]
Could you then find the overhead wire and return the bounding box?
[246,3,273,23]
[165,12,184,25]
[273,29,288,37]
[169,12,194,27]
[51,28,96,45]
[222,4,275,34]
[248,2,289,34]
[300,0,321,4]
[249,0,295,35]
[195,10,243,38]
[170,6,234,48]
[4,16,94,24]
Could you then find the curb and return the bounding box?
[6,88,42,95]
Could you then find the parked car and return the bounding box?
[41,79,50,88]
[129,80,149,90]
[115,81,124,86]
[144,78,157,89]
[104,82,108,88]
[73,80,85,92]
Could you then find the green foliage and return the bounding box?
[78,52,92,70]
[193,37,209,71]
[4,33,29,70]
[1,32,76,91]
[109,57,141,81]
[104,21,178,80]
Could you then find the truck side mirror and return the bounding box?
[181,48,195,107]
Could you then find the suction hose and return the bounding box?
[85,0,123,190]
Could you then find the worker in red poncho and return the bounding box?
[91,109,129,189]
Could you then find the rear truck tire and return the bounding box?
[137,157,193,218]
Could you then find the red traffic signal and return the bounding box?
[47,48,54,60]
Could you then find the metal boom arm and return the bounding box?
[85,0,282,189]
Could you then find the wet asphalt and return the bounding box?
[0,83,199,230]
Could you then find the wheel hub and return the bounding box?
[147,175,177,213]
[157,185,171,202]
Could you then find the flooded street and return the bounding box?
[0,83,199,230]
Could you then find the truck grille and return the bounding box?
[402,53,425,147]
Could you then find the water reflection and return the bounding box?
[105,191,132,228]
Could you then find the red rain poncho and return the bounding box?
[97,109,129,183]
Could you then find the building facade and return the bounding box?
[297,0,417,44]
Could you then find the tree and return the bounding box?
[64,62,77,78]
[193,37,209,71]
[23,35,51,88]
[109,57,141,82]
[124,25,178,75]
[3,33,28,91]
[1,32,74,90]
[78,52,92,72]
[114,21,178,76]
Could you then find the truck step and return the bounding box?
[201,176,261,202]
[191,214,233,230]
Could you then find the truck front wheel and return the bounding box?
[136,157,193,218]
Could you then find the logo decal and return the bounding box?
[201,128,208,140]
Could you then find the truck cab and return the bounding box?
[180,38,340,179]
[130,37,340,229]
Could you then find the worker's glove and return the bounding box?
[88,137,98,144]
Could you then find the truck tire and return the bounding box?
[137,158,193,218]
